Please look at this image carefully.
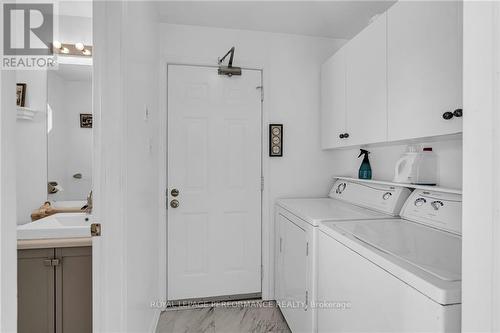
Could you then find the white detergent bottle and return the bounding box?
[413,147,438,185]
[393,145,418,183]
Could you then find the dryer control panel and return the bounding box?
[400,189,462,235]
[329,179,411,216]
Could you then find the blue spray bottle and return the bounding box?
[358,149,372,180]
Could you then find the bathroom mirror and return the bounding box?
[47,60,92,202]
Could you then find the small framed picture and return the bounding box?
[16,83,26,107]
[80,114,93,128]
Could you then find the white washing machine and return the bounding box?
[274,179,411,333]
[317,189,462,332]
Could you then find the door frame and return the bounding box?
[161,63,271,303]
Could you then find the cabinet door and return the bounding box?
[55,247,92,333]
[320,48,346,149]
[345,12,388,146]
[279,214,309,333]
[387,1,462,141]
[18,249,55,333]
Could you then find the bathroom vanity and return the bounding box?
[18,243,92,333]
[17,212,93,333]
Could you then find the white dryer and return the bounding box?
[274,179,411,333]
[317,189,462,332]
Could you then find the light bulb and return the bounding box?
[82,49,92,56]
[61,47,69,54]
[75,42,84,51]
[53,40,62,49]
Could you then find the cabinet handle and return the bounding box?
[442,111,454,120]
[453,109,463,117]
[343,133,349,138]
[339,133,345,139]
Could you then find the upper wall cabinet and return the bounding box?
[345,12,387,147]
[387,1,462,141]
[320,48,346,149]
[320,1,463,149]
[321,13,387,149]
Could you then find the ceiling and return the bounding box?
[158,1,396,39]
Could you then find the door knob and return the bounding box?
[453,109,463,117]
[171,188,179,197]
[170,199,179,208]
[339,133,345,139]
[343,133,349,138]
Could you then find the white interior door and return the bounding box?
[167,65,262,301]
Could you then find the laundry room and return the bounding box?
[0,1,497,333]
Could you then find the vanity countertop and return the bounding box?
[17,237,91,250]
[17,212,93,244]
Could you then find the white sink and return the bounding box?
[17,213,92,240]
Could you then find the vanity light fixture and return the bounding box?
[75,42,85,51]
[54,42,93,57]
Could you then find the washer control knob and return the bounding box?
[382,192,392,200]
[414,197,426,206]
[431,200,444,210]
[336,182,347,194]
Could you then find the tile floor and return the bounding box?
[156,300,290,333]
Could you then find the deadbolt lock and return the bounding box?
[170,199,179,208]
[171,188,179,197]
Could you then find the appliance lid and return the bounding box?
[333,219,461,282]
[276,198,394,226]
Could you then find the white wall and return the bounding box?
[93,1,161,331]
[16,70,48,224]
[56,15,92,45]
[158,23,346,299]
[158,23,464,302]
[327,138,462,189]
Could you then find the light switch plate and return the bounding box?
[269,124,283,157]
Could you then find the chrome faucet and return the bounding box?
[84,190,93,214]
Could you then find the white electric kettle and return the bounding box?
[393,146,418,183]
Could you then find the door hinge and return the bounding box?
[305,290,309,311]
[44,258,61,267]
[306,242,309,256]
[91,223,101,237]
[261,176,264,191]
[261,265,264,282]
[279,237,282,253]
[256,86,263,101]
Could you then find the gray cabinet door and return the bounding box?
[18,248,56,333]
[55,247,92,333]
